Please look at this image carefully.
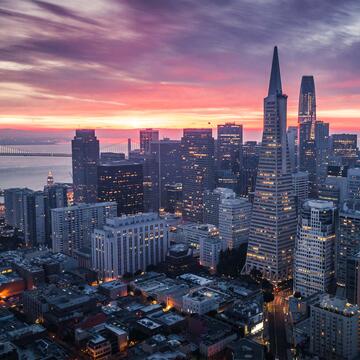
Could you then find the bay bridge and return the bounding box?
[0,142,139,157]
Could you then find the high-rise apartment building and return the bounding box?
[181,129,215,222]
[219,197,252,250]
[97,161,144,216]
[51,202,117,255]
[292,171,309,214]
[92,213,168,279]
[336,200,360,287]
[72,129,99,203]
[293,200,336,297]
[4,188,46,246]
[310,294,359,360]
[244,47,297,282]
[203,187,236,227]
[140,128,159,154]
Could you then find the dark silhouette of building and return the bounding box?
[149,139,182,209]
[97,161,144,216]
[72,129,99,204]
[164,183,182,214]
[129,150,159,212]
[331,134,358,167]
[181,129,215,222]
[140,128,159,154]
[216,123,243,192]
[239,141,260,197]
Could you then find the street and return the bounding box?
[267,291,290,360]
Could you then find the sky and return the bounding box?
[0,0,360,133]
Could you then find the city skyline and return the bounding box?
[0,0,360,131]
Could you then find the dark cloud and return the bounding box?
[0,0,359,121]
[32,0,99,25]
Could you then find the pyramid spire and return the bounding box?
[268,46,282,96]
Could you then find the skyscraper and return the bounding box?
[140,128,159,154]
[336,200,360,287]
[181,128,215,222]
[244,47,297,282]
[293,200,336,297]
[298,76,317,195]
[219,197,252,250]
[287,126,298,173]
[72,129,99,204]
[298,75,316,126]
[97,160,144,216]
[216,123,243,192]
[149,139,182,209]
[4,188,46,246]
[239,141,260,197]
[292,171,309,214]
[51,202,117,255]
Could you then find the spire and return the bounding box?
[268,46,282,96]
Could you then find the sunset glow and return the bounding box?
[0,0,359,131]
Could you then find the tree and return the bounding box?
[216,243,248,277]
[122,272,133,280]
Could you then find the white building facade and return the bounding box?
[92,213,168,279]
[294,200,336,297]
[200,235,222,272]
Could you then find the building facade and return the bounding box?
[336,200,360,287]
[216,123,243,192]
[181,129,215,222]
[244,47,297,282]
[140,128,159,154]
[219,197,252,250]
[97,161,144,216]
[4,188,47,246]
[293,200,336,297]
[292,171,309,214]
[310,294,359,360]
[203,187,236,227]
[92,213,168,279]
[51,202,117,255]
[72,129,99,203]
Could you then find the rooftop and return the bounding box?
[178,273,213,286]
[316,294,359,317]
[137,317,162,330]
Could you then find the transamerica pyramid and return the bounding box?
[243,47,297,283]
